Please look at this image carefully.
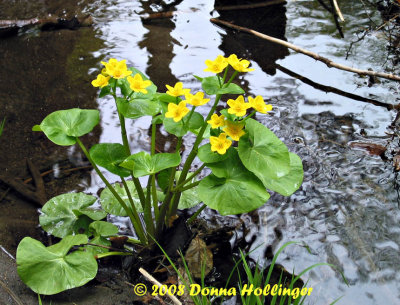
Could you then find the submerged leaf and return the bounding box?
[184,236,213,278]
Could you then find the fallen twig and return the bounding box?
[0,278,25,305]
[332,0,345,21]
[139,267,182,305]
[215,0,286,11]
[210,18,400,82]
[275,64,399,110]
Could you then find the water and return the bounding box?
[1,0,400,304]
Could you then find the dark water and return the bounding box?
[1,0,400,304]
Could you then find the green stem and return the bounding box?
[222,66,229,83]
[187,204,207,225]
[174,180,200,192]
[144,175,155,237]
[243,110,256,122]
[126,237,141,244]
[76,138,147,245]
[226,71,238,87]
[120,176,145,237]
[96,252,133,259]
[151,119,156,155]
[173,164,205,191]
[151,175,159,219]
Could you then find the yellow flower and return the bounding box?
[101,68,108,76]
[207,114,226,129]
[166,82,191,97]
[227,95,251,117]
[210,133,232,155]
[248,96,273,114]
[204,55,228,74]
[223,121,245,141]
[101,58,132,79]
[227,54,255,72]
[184,92,210,107]
[127,73,152,94]
[165,101,190,122]
[91,74,110,88]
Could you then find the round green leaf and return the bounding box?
[85,236,111,255]
[262,152,303,196]
[39,109,99,146]
[198,143,230,163]
[89,221,119,237]
[117,98,162,119]
[17,235,97,295]
[198,149,270,215]
[217,83,244,95]
[238,118,290,181]
[39,193,106,238]
[100,181,143,216]
[90,143,130,177]
[120,151,181,177]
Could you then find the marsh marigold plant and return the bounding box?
[16,54,304,296]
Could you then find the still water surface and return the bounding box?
[1,0,400,304]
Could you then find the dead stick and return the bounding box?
[215,0,286,11]
[275,63,399,110]
[27,159,46,204]
[210,18,400,82]
[332,0,345,21]
[0,278,25,305]
[139,267,182,305]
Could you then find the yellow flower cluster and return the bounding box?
[204,54,254,74]
[227,95,272,117]
[91,58,152,95]
[165,82,211,123]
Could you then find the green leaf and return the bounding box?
[198,149,270,215]
[217,83,245,95]
[39,193,106,238]
[118,98,161,119]
[89,221,119,237]
[262,153,303,196]
[90,143,130,177]
[16,235,97,295]
[156,93,181,104]
[85,236,111,255]
[39,109,99,146]
[193,75,203,81]
[238,118,290,181]
[99,181,143,216]
[99,85,111,98]
[201,76,221,95]
[32,124,42,132]
[120,151,181,177]
[198,143,230,163]
[163,112,204,137]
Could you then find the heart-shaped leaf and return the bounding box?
[120,151,181,177]
[89,221,119,237]
[238,118,290,181]
[39,108,99,146]
[99,181,144,216]
[89,143,130,177]
[117,98,162,119]
[217,83,244,95]
[39,193,106,238]
[17,235,97,295]
[198,149,270,215]
[262,152,303,196]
